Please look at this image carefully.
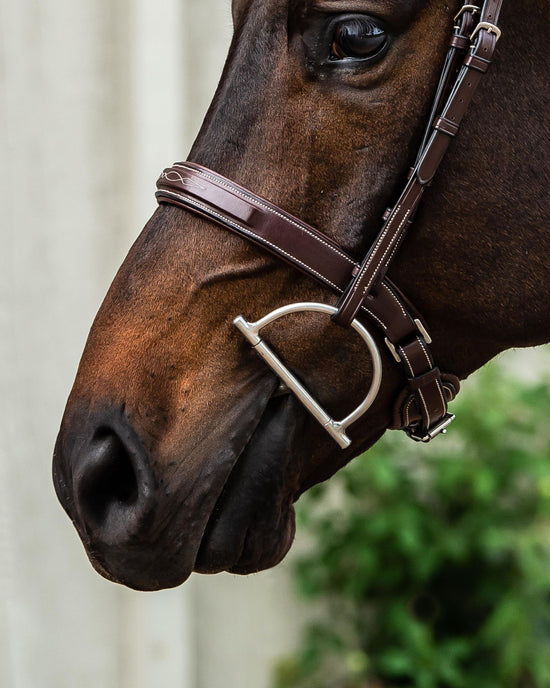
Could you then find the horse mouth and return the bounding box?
[194,390,301,575]
[54,378,304,591]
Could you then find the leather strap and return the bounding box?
[156,164,424,343]
[155,0,504,443]
[414,4,478,165]
[156,162,459,438]
[333,5,501,327]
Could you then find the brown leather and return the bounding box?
[434,116,460,137]
[333,18,500,326]
[481,0,504,24]
[157,163,430,344]
[450,35,471,50]
[414,7,477,164]
[155,0,503,443]
[157,164,356,295]
[391,373,460,431]
[157,164,459,437]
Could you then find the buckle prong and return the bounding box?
[454,4,481,21]
[470,21,502,43]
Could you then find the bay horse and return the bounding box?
[53,0,549,591]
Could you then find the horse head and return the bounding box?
[53,0,549,590]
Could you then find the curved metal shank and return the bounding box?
[234,302,383,448]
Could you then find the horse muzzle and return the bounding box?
[52,383,305,589]
[53,409,185,589]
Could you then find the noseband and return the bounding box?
[156,1,504,447]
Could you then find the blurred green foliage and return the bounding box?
[273,357,550,688]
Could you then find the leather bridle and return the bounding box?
[155,0,504,448]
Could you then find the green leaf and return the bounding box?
[275,349,550,688]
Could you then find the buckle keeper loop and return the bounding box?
[407,366,442,392]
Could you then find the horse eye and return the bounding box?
[330,17,388,61]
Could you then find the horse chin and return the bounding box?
[194,393,301,575]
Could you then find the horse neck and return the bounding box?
[446,1,549,233]
[393,1,550,365]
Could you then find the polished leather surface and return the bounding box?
[157,162,458,437]
[157,163,432,346]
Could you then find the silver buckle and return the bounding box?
[470,21,502,43]
[385,318,432,364]
[234,302,383,449]
[406,413,456,443]
[454,4,480,22]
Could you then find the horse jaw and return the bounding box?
[195,394,300,574]
[53,0,449,588]
[52,203,388,589]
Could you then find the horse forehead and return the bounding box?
[233,0,439,23]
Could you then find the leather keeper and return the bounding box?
[450,35,470,50]
[464,53,492,72]
[391,374,461,430]
[441,372,461,400]
[407,366,442,392]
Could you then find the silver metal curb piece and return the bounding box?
[406,413,456,443]
[234,302,383,449]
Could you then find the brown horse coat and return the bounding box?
[53,0,550,590]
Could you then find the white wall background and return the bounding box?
[0,1,306,687]
[3,3,548,688]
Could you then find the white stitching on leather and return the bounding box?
[417,388,431,427]
[400,347,415,377]
[176,165,356,267]
[165,167,400,333]
[418,337,446,414]
[403,397,415,427]
[417,338,433,369]
[160,189,393,333]
[362,307,386,330]
[381,283,408,320]
[435,379,447,412]
[362,211,410,292]
[349,206,402,302]
[348,204,411,310]
[383,240,404,278]
[157,191,343,292]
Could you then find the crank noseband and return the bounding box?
[155,1,503,447]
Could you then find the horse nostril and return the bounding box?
[74,427,155,544]
[79,431,138,522]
